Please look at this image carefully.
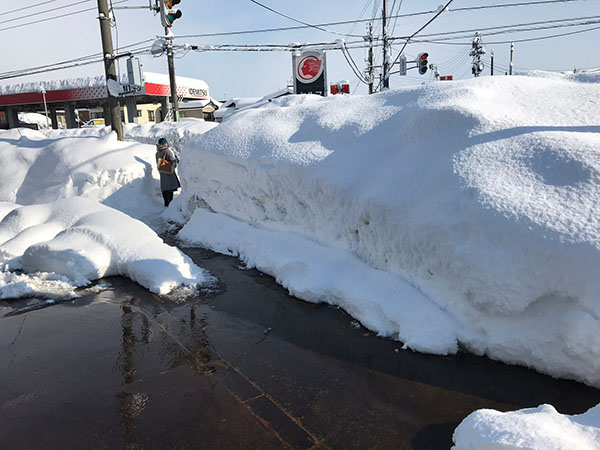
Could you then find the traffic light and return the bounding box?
[160,0,182,27]
[417,52,429,75]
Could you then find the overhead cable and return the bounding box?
[0,0,128,33]
[0,0,59,16]
[248,0,364,37]
[177,0,584,39]
[0,0,91,26]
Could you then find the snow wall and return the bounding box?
[174,75,600,386]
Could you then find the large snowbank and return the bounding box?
[452,403,600,449]
[174,75,600,387]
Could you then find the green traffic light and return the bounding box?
[167,9,182,25]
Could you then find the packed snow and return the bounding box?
[1,70,599,448]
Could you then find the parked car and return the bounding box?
[82,118,106,128]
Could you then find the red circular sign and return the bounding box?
[297,55,323,82]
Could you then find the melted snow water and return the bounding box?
[1,246,599,449]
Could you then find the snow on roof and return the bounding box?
[0,72,208,96]
[178,97,222,110]
[0,76,107,95]
[144,72,208,91]
[214,87,294,120]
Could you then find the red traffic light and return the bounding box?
[166,0,181,6]
[417,52,429,75]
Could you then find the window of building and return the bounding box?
[137,109,142,117]
[120,111,125,123]
[149,110,155,122]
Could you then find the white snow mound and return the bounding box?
[0,197,210,295]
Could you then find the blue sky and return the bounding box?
[2,0,599,99]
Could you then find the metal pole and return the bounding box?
[491,50,494,76]
[41,86,50,128]
[382,0,390,89]
[509,42,514,75]
[166,31,179,121]
[367,23,374,94]
[97,0,123,140]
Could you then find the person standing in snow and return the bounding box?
[155,137,181,207]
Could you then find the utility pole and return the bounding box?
[367,22,374,94]
[382,0,390,89]
[490,49,494,76]
[165,31,179,121]
[509,42,514,75]
[97,0,123,140]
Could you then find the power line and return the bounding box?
[481,24,600,45]
[0,0,128,33]
[248,0,364,38]
[385,0,455,83]
[176,0,587,39]
[347,0,374,36]
[0,38,153,80]
[407,18,600,44]
[399,14,600,41]
[0,0,59,16]
[0,0,91,26]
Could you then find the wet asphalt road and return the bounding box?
[1,246,600,450]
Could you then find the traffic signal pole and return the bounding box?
[97,0,124,140]
[158,0,181,121]
[166,32,179,121]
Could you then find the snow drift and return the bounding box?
[174,74,600,386]
[0,127,213,297]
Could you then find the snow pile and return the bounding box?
[175,75,600,386]
[452,404,600,450]
[0,128,159,218]
[520,69,600,84]
[124,118,218,150]
[0,197,209,294]
[0,126,215,297]
[18,112,51,129]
